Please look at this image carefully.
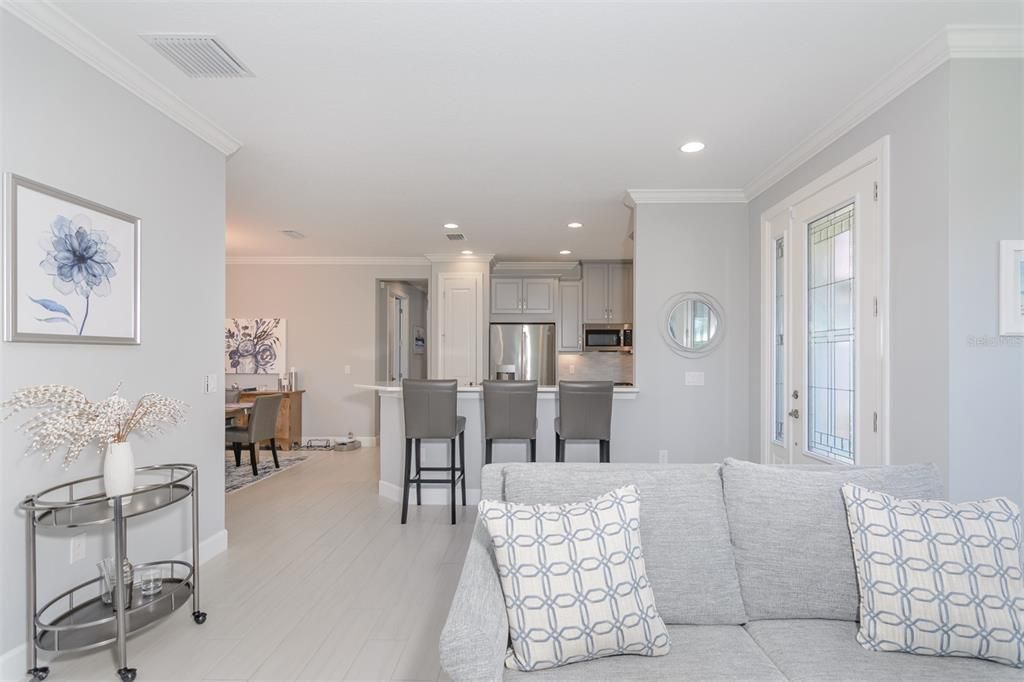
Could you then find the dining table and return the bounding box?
[225,402,254,426]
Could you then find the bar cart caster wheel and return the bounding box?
[192,610,207,624]
[117,667,136,682]
[28,667,49,681]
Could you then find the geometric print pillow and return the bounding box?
[478,485,671,671]
[841,484,1024,668]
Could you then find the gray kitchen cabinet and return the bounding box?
[491,277,556,315]
[491,278,523,315]
[582,261,633,323]
[558,280,582,351]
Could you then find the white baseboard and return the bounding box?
[1,528,228,681]
[303,435,378,447]
[379,479,481,506]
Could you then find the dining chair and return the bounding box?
[226,393,284,476]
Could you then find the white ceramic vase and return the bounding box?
[103,441,136,500]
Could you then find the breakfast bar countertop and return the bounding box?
[354,383,638,396]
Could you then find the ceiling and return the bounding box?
[44,1,1022,259]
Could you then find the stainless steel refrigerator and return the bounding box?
[489,323,557,385]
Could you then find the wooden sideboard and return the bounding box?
[238,390,305,451]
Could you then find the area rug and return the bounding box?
[224,450,310,494]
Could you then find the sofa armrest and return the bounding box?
[439,520,508,681]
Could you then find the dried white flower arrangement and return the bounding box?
[2,384,188,468]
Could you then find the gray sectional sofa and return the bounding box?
[439,459,1021,680]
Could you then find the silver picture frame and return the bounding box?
[4,174,141,344]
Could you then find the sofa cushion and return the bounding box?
[503,624,785,680]
[842,484,1024,668]
[480,485,671,672]
[721,458,943,621]
[495,463,748,625]
[745,619,1023,681]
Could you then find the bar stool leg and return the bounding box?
[458,431,466,506]
[414,439,422,506]
[449,438,457,525]
[485,438,493,465]
[600,439,610,463]
[529,438,536,463]
[401,438,413,524]
[555,435,562,463]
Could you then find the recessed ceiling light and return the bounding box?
[680,141,705,153]
[461,250,473,255]
[559,250,572,255]
[568,222,583,229]
[443,223,459,229]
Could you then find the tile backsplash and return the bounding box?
[557,352,634,384]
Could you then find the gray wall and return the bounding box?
[226,263,432,438]
[947,59,1024,503]
[747,60,1024,505]
[1,14,226,659]
[631,202,751,463]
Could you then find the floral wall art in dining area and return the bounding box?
[4,175,141,344]
[224,318,287,374]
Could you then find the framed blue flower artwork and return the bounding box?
[4,174,140,344]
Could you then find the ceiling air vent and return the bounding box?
[445,233,466,241]
[142,34,253,78]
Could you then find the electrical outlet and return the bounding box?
[69,533,86,564]
[658,449,669,464]
[344,365,351,375]
[203,373,218,394]
[684,371,705,386]
[569,364,576,375]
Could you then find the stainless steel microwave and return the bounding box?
[583,324,633,352]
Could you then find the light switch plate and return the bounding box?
[685,371,705,386]
[569,364,576,375]
[70,533,86,564]
[658,449,669,464]
[203,373,218,394]
[344,365,352,375]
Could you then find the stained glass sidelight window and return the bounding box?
[773,237,785,443]
[807,203,855,462]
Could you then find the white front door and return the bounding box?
[763,140,887,466]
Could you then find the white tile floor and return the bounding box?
[42,448,474,681]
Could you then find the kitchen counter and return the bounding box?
[356,382,638,506]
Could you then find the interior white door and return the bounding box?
[788,162,883,465]
[440,274,481,385]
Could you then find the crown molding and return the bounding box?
[1,0,242,156]
[424,252,495,263]
[492,260,581,277]
[744,24,1023,200]
[623,189,748,207]
[226,256,430,266]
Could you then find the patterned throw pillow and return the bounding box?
[479,485,671,671]
[842,484,1024,668]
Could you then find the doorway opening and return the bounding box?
[374,280,429,433]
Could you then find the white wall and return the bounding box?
[226,263,432,438]
[629,202,751,463]
[947,59,1024,504]
[0,13,226,663]
[746,60,1024,505]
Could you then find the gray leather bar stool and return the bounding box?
[482,381,538,465]
[401,379,467,525]
[554,381,614,463]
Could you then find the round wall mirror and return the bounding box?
[661,292,725,357]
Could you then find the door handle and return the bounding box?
[788,408,800,419]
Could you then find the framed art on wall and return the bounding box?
[999,240,1024,336]
[224,318,287,374]
[4,174,141,344]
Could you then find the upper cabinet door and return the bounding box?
[558,281,582,351]
[607,263,633,323]
[491,278,523,314]
[522,278,557,314]
[582,263,609,323]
